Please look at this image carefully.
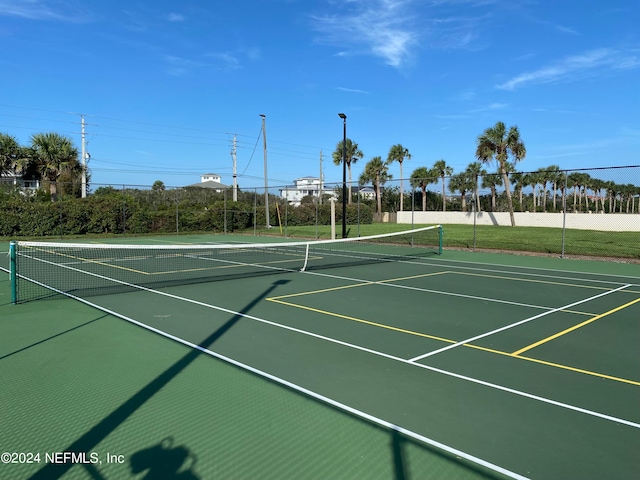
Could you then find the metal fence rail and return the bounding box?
[1,166,638,260]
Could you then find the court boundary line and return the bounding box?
[267,296,640,386]
[412,255,640,283]
[14,262,640,431]
[270,271,596,316]
[513,295,640,355]
[409,284,632,362]
[10,285,529,480]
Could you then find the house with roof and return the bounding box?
[279,176,337,206]
[184,173,228,192]
[0,170,40,195]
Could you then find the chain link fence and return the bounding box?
[1,166,638,260]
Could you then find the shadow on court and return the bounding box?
[128,437,199,480]
[22,277,507,480]
[0,314,109,361]
[28,280,290,479]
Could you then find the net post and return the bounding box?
[9,241,17,304]
[438,225,443,255]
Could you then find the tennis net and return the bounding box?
[9,225,442,303]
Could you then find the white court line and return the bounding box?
[14,260,640,432]
[409,284,632,362]
[411,255,640,284]
[23,286,528,480]
[300,269,581,312]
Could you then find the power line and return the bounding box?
[0,103,334,154]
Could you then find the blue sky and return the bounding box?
[1,0,639,190]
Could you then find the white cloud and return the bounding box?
[497,48,640,90]
[337,86,371,94]
[468,102,508,113]
[310,0,419,68]
[166,12,185,22]
[205,52,242,71]
[164,55,206,76]
[0,0,90,22]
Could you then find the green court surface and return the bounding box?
[1,234,639,479]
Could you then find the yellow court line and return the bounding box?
[267,297,640,386]
[269,271,451,300]
[513,296,640,356]
[267,298,455,344]
[150,256,305,275]
[467,344,640,386]
[30,246,150,275]
[448,270,623,292]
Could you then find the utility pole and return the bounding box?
[69,112,92,198]
[81,115,87,198]
[260,114,270,228]
[231,134,237,201]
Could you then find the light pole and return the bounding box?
[338,113,347,238]
[260,114,270,228]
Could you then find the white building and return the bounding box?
[0,171,40,194]
[184,173,228,191]
[279,177,337,206]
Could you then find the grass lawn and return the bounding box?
[242,223,639,260]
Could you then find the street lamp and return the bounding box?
[338,113,347,238]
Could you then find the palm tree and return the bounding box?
[332,138,364,204]
[29,132,80,201]
[410,166,435,212]
[482,173,503,212]
[536,167,552,213]
[567,172,582,212]
[432,159,453,212]
[546,165,562,212]
[605,181,616,213]
[465,162,486,212]
[523,172,537,212]
[448,172,474,211]
[0,132,21,176]
[591,178,605,213]
[475,121,526,226]
[359,156,391,215]
[631,184,640,214]
[386,144,411,211]
[557,170,568,212]
[622,184,635,213]
[581,173,593,212]
[510,172,525,211]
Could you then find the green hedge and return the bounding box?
[1,197,365,237]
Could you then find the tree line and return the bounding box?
[3,125,638,231]
[332,121,639,225]
[0,132,86,200]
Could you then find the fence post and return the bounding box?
[224,187,228,234]
[253,188,257,236]
[122,184,127,237]
[175,190,179,235]
[315,194,319,239]
[59,193,63,240]
[561,172,568,258]
[411,186,415,230]
[357,187,361,237]
[284,187,288,237]
[473,199,477,252]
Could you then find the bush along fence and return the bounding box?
[0,184,373,238]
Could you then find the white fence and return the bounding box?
[396,211,640,232]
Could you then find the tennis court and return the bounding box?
[1,228,639,479]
